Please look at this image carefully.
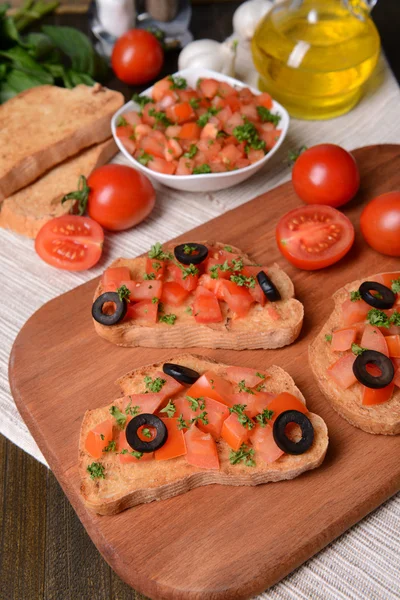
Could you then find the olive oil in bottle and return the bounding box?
[251,0,380,119]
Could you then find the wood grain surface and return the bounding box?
[8,145,400,600]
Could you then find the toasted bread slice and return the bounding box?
[0,138,118,238]
[0,84,123,201]
[93,242,304,350]
[309,273,400,435]
[79,354,328,515]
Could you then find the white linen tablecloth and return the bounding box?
[0,46,399,598]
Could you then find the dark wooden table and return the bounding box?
[0,2,399,600]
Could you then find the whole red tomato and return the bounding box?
[87,165,155,231]
[360,191,400,256]
[111,29,164,85]
[292,144,360,207]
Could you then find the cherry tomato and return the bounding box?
[35,215,103,271]
[111,29,163,85]
[276,205,355,270]
[87,165,155,231]
[360,191,400,256]
[292,144,360,207]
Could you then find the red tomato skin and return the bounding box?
[87,165,155,231]
[362,382,394,405]
[292,144,360,208]
[360,192,400,257]
[111,29,163,85]
[184,425,219,470]
[35,215,103,271]
[327,354,357,389]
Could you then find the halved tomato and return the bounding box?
[327,354,357,389]
[220,412,250,451]
[184,424,219,469]
[122,280,162,301]
[276,205,355,270]
[154,418,186,460]
[35,215,104,271]
[85,419,113,459]
[362,382,394,405]
[161,281,189,306]
[360,324,389,357]
[331,327,357,352]
[125,300,158,323]
[187,370,233,406]
[193,287,223,324]
[250,423,284,464]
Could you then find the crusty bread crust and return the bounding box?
[0,84,123,201]
[0,139,118,238]
[93,242,304,350]
[309,273,400,435]
[79,354,328,515]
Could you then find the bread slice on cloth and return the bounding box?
[79,354,328,515]
[93,242,304,350]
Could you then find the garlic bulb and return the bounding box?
[178,39,237,77]
[233,0,273,41]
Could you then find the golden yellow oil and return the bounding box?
[251,0,380,119]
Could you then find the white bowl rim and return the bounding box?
[111,67,290,182]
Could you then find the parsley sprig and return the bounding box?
[187,396,205,411]
[193,164,212,175]
[119,449,143,459]
[160,399,176,418]
[168,75,187,90]
[148,108,172,127]
[391,278,400,293]
[350,290,361,302]
[125,400,140,417]
[117,284,130,301]
[148,243,173,261]
[256,106,281,126]
[230,274,256,288]
[233,122,265,153]
[87,462,105,480]
[137,151,153,166]
[255,408,274,427]
[144,376,166,393]
[110,405,127,429]
[197,107,220,127]
[102,440,117,452]
[229,444,255,467]
[132,93,153,109]
[159,313,177,325]
[183,144,198,159]
[238,380,255,395]
[351,343,367,356]
[229,404,254,430]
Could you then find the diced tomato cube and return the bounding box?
[165,125,182,138]
[179,122,201,140]
[238,87,254,104]
[250,423,284,464]
[225,95,241,112]
[221,144,244,166]
[327,354,357,389]
[121,280,162,302]
[124,111,142,126]
[141,103,157,126]
[256,92,273,109]
[122,392,166,414]
[331,327,357,352]
[151,370,184,400]
[168,262,199,291]
[393,367,400,388]
[361,324,389,356]
[187,370,233,406]
[224,112,245,135]
[210,161,227,173]
[247,149,265,164]
[184,425,219,469]
[135,124,153,140]
[211,96,227,110]
[176,157,194,175]
[119,136,136,155]
[266,392,308,422]
[386,335,400,358]
[166,102,196,124]
[176,89,198,103]
[145,256,165,280]
[125,300,158,323]
[85,419,113,459]
[102,266,131,288]
[118,427,154,464]
[217,106,233,127]
[116,124,134,139]
[155,418,186,460]
[147,156,177,175]
[165,138,183,161]
[193,286,223,324]
[161,281,190,305]
[152,77,172,102]
[362,382,394,405]
[341,298,370,327]
[158,90,178,110]
[200,122,219,140]
[226,366,269,389]
[219,280,254,318]
[198,78,219,98]
[218,81,238,98]
[221,413,250,451]
[139,135,166,159]
[374,272,400,289]
[240,104,259,121]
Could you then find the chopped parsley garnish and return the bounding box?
[143,272,156,280]
[148,242,173,261]
[189,97,200,109]
[287,145,308,166]
[183,244,197,255]
[391,278,400,293]
[193,411,209,426]
[390,312,400,326]
[119,449,143,459]
[116,284,130,301]
[230,274,256,288]
[255,383,266,392]
[174,260,199,279]
[152,297,159,304]
[187,396,205,411]
[233,122,265,152]
[185,306,193,315]
[238,380,255,395]
[231,258,243,272]
[193,164,212,175]
[168,75,187,89]
[100,434,105,440]
[137,151,153,166]
[177,414,190,430]
[183,144,198,159]
[256,372,266,379]
[142,428,152,438]
[350,290,361,302]
[159,313,177,325]
[160,399,176,418]
[256,106,281,126]
[224,245,233,252]
[325,334,332,342]
[351,343,367,356]
[255,408,274,427]
[132,93,153,108]
[229,404,255,429]
[210,260,230,279]
[144,376,166,393]
[116,116,128,127]
[367,308,390,328]
[148,108,172,127]
[229,444,255,467]
[197,107,221,127]
[110,405,127,428]
[125,400,140,416]
[87,462,105,480]
[103,440,117,452]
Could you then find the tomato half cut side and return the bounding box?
[35,216,104,271]
[276,205,355,270]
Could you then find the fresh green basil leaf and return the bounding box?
[0,63,7,80]
[0,14,25,46]
[25,32,55,60]
[0,80,16,103]
[6,67,45,92]
[0,46,53,83]
[67,69,95,87]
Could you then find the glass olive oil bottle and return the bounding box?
[251,0,380,119]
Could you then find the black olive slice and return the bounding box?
[256,271,281,302]
[92,292,127,326]
[163,363,200,384]
[359,281,396,310]
[273,410,314,455]
[353,350,394,389]
[126,414,168,453]
[174,243,209,265]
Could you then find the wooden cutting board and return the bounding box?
[9,144,400,600]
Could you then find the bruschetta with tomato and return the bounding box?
[91,241,304,350]
[79,354,328,515]
[309,272,400,435]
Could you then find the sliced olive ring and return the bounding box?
[174,243,208,265]
[163,363,200,384]
[256,271,281,302]
[126,414,168,453]
[359,281,396,310]
[353,350,394,389]
[92,292,127,326]
[273,410,314,455]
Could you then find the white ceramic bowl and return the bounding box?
[111,67,289,193]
